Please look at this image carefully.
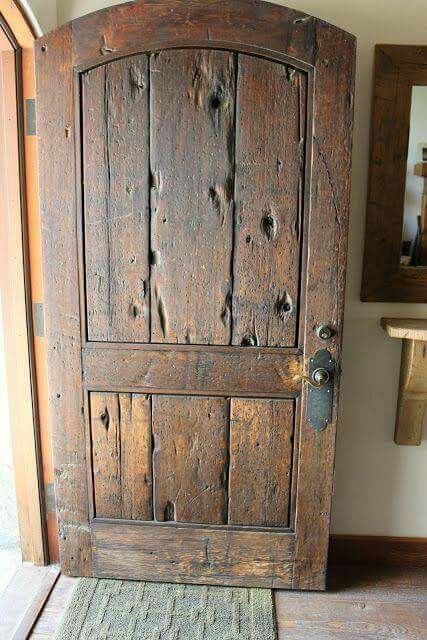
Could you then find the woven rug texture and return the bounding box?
[54,578,277,640]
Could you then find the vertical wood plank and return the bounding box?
[120,394,153,518]
[150,49,235,345]
[232,56,306,347]
[152,395,229,524]
[90,393,121,519]
[36,26,92,575]
[292,23,356,590]
[90,393,153,520]
[83,55,150,342]
[229,399,294,527]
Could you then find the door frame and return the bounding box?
[0,0,53,565]
[36,0,355,589]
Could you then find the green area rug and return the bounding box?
[54,578,277,639]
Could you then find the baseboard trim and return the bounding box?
[329,534,427,568]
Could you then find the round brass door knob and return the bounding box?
[312,368,330,387]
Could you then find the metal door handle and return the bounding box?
[301,367,330,389]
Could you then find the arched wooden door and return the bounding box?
[36,0,355,590]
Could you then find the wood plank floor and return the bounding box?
[29,566,427,639]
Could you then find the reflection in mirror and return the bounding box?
[402,85,427,267]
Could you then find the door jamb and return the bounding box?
[0,0,50,565]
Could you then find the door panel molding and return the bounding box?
[36,0,355,588]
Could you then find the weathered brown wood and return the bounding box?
[232,56,305,347]
[228,399,294,527]
[92,519,294,588]
[90,393,121,518]
[119,394,153,519]
[83,55,150,341]
[152,395,228,523]
[37,0,355,591]
[292,21,355,590]
[83,346,302,397]
[362,45,427,303]
[90,393,152,518]
[150,49,235,344]
[36,24,91,575]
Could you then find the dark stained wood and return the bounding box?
[37,0,355,590]
[150,49,235,344]
[292,21,355,590]
[228,399,294,527]
[91,519,294,588]
[232,55,306,347]
[362,45,427,303]
[83,345,302,397]
[329,535,427,569]
[152,395,228,523]
[36,24,92,576]
[90,392,121,518]
[119,393,153,520]
[90,393,152,519]
[83,55,150,340]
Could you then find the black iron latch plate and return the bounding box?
[306,349,335,432]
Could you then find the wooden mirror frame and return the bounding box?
[362,45,427,303]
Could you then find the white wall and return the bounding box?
[31,0,427,537]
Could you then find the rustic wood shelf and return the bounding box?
[381,318,427,445]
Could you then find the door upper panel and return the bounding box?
[82,49,307,347]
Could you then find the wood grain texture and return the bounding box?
[232,55,305,347]
[292,22,355,590]
[381,317,427,341]
[92,519,294,588]
[362,45,427,303]
[83,345,302,397]
[83,55,150,341]
[152,395,228,523]
[37,0,355,589]
[329,535,427,569]
[228,399,294,527]
[395,340,427,446]
[36,24,92,575]
[90,393,152,519]
[150,49,235,345]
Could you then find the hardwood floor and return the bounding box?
[27,566,427,639]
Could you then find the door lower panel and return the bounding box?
[91,519,295,588]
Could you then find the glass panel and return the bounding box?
[402,85,427,266]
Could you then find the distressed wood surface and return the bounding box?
[152,395,228,523]
[232,56,305,347]
[37,0,355,591]
[150,49,235,344]
[83,346,302,397]
[83,55,150,341]
[36,24,92,575]
[90,393,153,519]
[228,399,294,527]
[292,22,355,590]
[92,519,294,588]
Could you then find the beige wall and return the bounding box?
[32,0,427,536]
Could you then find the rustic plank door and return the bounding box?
[36,0,355,591]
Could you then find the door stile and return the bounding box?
[73,68,96,527]
[292,24,356,590]
[36,23,92,576]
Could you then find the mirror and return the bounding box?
[402,86,427,267]
[362,45,427,303]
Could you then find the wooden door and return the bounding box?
[36,0,355,591]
